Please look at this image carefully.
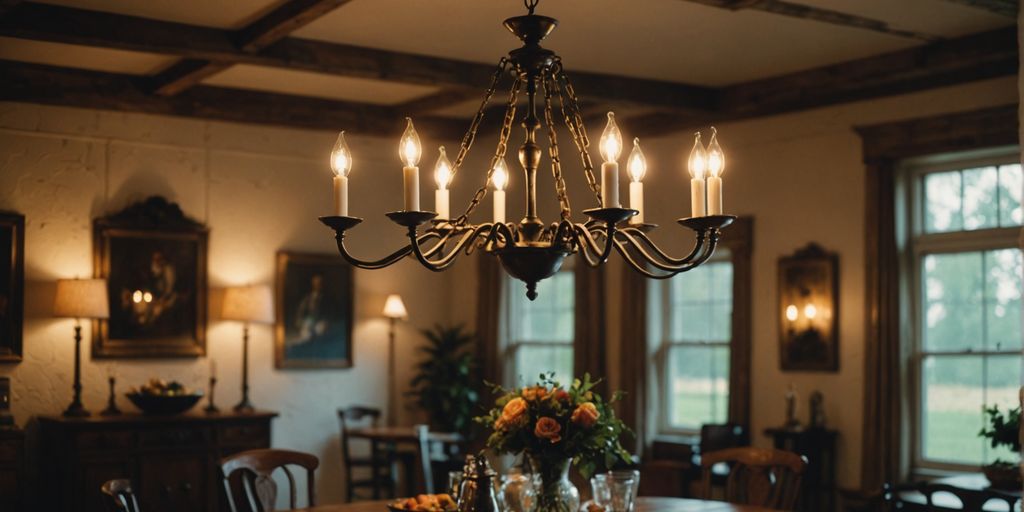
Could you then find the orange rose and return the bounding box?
[496,397,528,430]
[534,416,562,443]
[571,402,600,428]
[553,389,570,403]
[522,386,548,402]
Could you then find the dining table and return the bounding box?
[288,496,778,512]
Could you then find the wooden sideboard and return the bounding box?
[38,410,277,512]
[0,428,25,511]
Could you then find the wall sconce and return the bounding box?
[778,243,838,372]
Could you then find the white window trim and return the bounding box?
[653,253,733,437]
[901,149,1022,473]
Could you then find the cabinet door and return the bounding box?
[139,455,208,512]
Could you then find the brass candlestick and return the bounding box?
[204,376,219,414]
[100,375,121,416]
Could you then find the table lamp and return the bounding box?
[382,294,407,427]
[222,284,274,413]
[53,278,109,417]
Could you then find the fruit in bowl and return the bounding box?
[126,379,203,415]
[388,494,457,512]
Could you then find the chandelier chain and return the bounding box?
[448,58,509,188]
[542,72,572,220]
[552,62,603,205]
[453,75,522,226]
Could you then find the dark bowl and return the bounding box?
[126,393,203,415]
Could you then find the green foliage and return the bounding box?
[408,324,479,433]
[978,404,1021,463]
[475,372,634,479]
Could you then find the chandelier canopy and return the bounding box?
[319,0,735,300]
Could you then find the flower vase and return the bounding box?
[527,456,580,512]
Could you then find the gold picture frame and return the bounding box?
[274,251,353,369]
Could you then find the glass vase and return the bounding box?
[527,456,580,512]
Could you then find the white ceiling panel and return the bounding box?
[0,36,176,74]
[203,64,441,105]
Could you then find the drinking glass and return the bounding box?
[448,470,464,498]
[605,471,638,512]
[608,470,640,505]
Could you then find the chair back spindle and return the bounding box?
[699,447,807,511]
[101,479,141,512]
[221,448,319,512]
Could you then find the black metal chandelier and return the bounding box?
[319,0,735,300]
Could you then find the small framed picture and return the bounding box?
[93,197,208,358]
[274,251,353,369]
[0,212,24,363]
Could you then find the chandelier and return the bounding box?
[319,0,735,300]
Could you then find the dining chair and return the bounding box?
[338,406,403,501]
[919,482,1021,512]
[100,479,141,512]
[698,447,807,511]
[220,448,319,512]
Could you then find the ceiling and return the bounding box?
[0,0,1014,125]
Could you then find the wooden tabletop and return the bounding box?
[289,497,775,512]
[347,426,462,444]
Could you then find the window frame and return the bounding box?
[654,252,735,436]
[500,265,575,388]
[902,149,1022,473]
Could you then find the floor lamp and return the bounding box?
[382,294,407,427]
[53,278,109,417]
[222,284,274,413]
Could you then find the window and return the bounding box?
[502,269,574,386]
[654,251,735,433]
[906,155,1022,469]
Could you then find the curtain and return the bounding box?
[573,264,607,386]
[724,217,753,429]
[475,254,503,397]
[618,264,648,456]
[860,159,906,491]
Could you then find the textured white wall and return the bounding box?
[0,102,462,505]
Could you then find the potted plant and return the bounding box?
[978,404,1021,490]
[476,373,633,512]
[408,324,479,433]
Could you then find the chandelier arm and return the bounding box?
[614,228,707,267]
[453,77,522,226]
[333,232,430,270]
[572,223,614,265]
[613,230,722,278]
[407,224,495,271]
[448,58,510,186]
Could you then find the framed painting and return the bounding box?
[0,212,24,363]
[93,197,208,358]
[275,251,353,369]
[778,243,839,372]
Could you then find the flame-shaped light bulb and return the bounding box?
[687,132,707,179]
[707,127,724,178]
[434,146,452,190]
[492,157,509,191]
[627,137,646,183]
[399,117,422,167]
[330,131,352,177]
[599,112,623,163]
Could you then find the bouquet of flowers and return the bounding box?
[476,373,633,488]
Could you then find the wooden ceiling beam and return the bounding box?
[0,60,468,140]
[150,0,353,96]
[681,0,940,41]
[0,2,716,113]
[629,26,1017,137]
[942,0,1018,18]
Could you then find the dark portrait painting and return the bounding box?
[0,212,24,362]
[94,197,207,358]
[778,243,839,372]
[275,252,353,369]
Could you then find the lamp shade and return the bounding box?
[53,278,109,319]
[382,294,407,319]
[222,285,274,324]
